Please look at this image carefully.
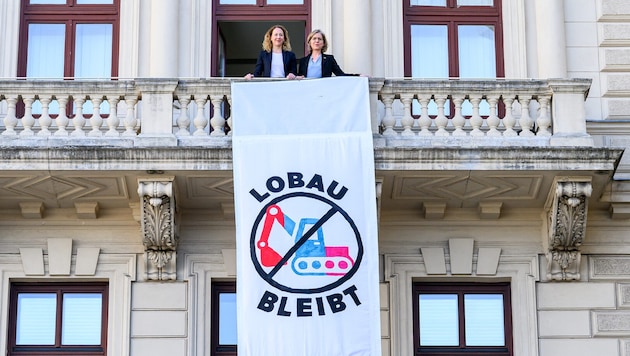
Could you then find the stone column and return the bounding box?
[149,0,179,77]
[343,0,372,75]
[534,0,567,78]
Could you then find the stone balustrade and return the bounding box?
[0,77,594,147]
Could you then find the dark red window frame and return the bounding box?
[403,0,505,78]
[211,0,311,76]
[17,0,120,78]
[412,282,513,356]
[7,282,109,356]
[211,281,237,356]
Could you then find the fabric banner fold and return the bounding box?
[232,77,380,356]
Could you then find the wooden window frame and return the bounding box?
[17,0,120,78]
[211,0,311,76]
[7,282,109,356]
[403,0,505,78]
[412,282,513,356]
[214,0,310,16]
[211,281,237,356]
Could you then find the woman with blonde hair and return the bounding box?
[297,29,359,78]
[245,25,297,80]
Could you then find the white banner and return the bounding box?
[232,77,380,356]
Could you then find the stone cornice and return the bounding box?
[0,145,622,172]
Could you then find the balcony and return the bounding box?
[0,78,623,223]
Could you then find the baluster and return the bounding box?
[105,96,120,137]
[380,94,396,136]
[518,96,534,137]
[226,95,233,136]
[536,96,552,137]
[400,93,415,137]
[434,95,448,137]
[175,96,191,136]
[38,95,52,137]
[469,95,484,137]
[71,96,86,137]
[122,96,138,137]
[486,95,501,137]
[502,96,517,137]
[2,95,18,136]
[54,96,70,136]
[209,95,226,137]
[451,95,466,136]
[193,96,209,136]
[88,96,103,137]
[417,94,432,137]
[20,96,35,137]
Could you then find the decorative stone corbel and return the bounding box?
[138,178,178,281]
[546,179,592,281]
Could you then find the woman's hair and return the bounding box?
[306,29,328,53]
[262,25,292,52]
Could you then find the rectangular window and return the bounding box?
[404,0,503,78]
[212,281,237,356]
[412,282,512,355]
[18,0,120,78]
[8,282,108,355]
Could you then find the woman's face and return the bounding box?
[309,33,324,52]
[271,27,285,48]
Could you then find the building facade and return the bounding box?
[0,0,630,355]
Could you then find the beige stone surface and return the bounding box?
[538,283,616,309]
[538,310,591,337]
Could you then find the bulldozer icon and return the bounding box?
[257,204,354,276]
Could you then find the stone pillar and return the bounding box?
[149,0,179,77]
[343,0,372,75]
[135,79,178,146]
[549,78,594,147]
[534,0,567,78]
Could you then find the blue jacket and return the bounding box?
[252,50,297,78]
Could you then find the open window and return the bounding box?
[212,0,310,76]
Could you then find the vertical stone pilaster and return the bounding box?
[545,178,592,281]
[138,177,178,281]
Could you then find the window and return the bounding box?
[212,0,310,76]
[211,281,237,356]
[403,0,504,78]
[412,282,513,355]
[7,282,108,356]
[18,0,120,78]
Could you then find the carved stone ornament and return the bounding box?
[546,180,592,281]
[138,179,178,281]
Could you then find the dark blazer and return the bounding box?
[297,54,358,78]
[252,50,297,78]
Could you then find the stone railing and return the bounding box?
[0,78,594,147]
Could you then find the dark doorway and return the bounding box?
[217,21,306,77]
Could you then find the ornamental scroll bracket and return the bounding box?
[138,178,178,281]
[545,178,592,281]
